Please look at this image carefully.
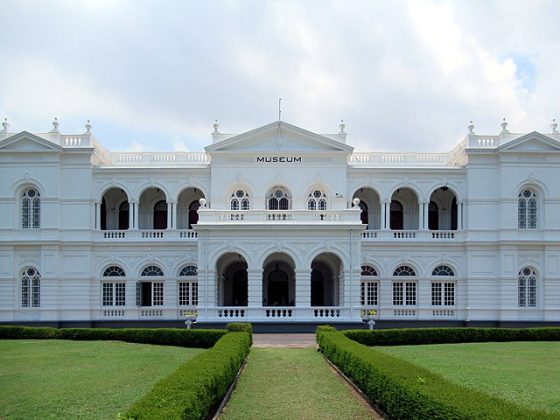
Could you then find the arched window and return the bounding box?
[392,266,416,306]
[360,265,378,306]
[179,265,198,276]
[141,265,164,276]
[102,266,125,306]
[431,265,455,306]
[307,190,327,211]
[103,266,126,277]
[393,265,416,276]
[518,189,537,229]
[231,190,250,211]
[267,187,291,210]
[179,265,198,306]
[22,188,40,229]
[21,267,40,307]
[518,267,537,308]
[432,265,454,276]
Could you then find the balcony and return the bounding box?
[96,229,198,241]
[362,230,464,241]
[197,209,362,225]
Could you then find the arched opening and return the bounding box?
[217,253,248,307]
[100,188,129,230]
[177,187,205,229]
[310,253,342,306]
[429,186,458,230]
[267,186,291,210]
[138,188,167,229]
[390,188,418,230]
[262,253,295,307]
[352,187,380,229]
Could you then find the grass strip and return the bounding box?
[220,348,375,420]
[0,339,202,419]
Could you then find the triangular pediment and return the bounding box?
[205,121,353,154]
[0,131,63,152]
[498,131,560,153]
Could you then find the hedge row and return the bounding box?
[124,330,252,419]
[0,326,226,348]
[317,326,555,419]
[344,327,560,347]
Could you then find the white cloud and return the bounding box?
[0,0,558,152]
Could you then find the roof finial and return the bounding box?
[1,117,8,132]
[339,119,346,134]
[467,120,475,134]
[551,118,559,135]
[51,117,60,133]
[500,117,509,134]
[213,120,220,133]
[85,120,92,134]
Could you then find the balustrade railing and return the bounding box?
[218,308,246,318]
[199,209,361,224]
[362,230,461,241]
[97,229,198,241]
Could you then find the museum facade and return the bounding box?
[1,118,559,326]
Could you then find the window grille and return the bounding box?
[141,265,164,277]
[393,265,416,276]
[231,190,250,211]
[103,266,126,277]
[22,188,40,229]
[21,267,40,307]
[431,282,455,306]
[518,267,537,307]
[267,187,291,210]
[307,190,327,211]
[518,189,537,229]
[432,265,454,276]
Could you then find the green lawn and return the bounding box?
[220,348,375,420]
[377,341,560,414]
[0,339,203,419]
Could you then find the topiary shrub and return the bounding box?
[124,331,251,419]
[317,326,556,419]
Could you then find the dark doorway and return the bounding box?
[428,201,438,230]
[311,269,325,306]
[359,201,368,226]
[188,200,199,229]
[119,202,129,230]
[267,267,289,306]
[140,282,152,306]
[451,197,458,230]
[153,200,167,229]
[390,200,403,230]
[232,269,248,306]
[100,198,107,230]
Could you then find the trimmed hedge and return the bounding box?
[0,326,226,348]
[344,327,560,347]
[124,330,251,419]
[317,326,556,419]
[226,322,253,344]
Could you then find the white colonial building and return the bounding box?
[1,117,560,327]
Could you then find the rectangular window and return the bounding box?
[179,282,199,306]
[431,282,442,306]
[405,282,416,306]
[518,277,526,307]
[22,278,30,307]
[103,282,126,306]
[153,282,164,306]
[22,200,30,229]
[528,276,537,307]
[393,282,403,305]
[361,281,378,306]
[444,282,455,306]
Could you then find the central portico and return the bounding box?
[195,121,365,322]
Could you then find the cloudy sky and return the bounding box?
[1,0,558,152]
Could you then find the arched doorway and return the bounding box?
[177,187,205,229]
[100,188,129,230]
[352,187,380,229]
[217,253,248,307]
[262,253,295,306]
[428,186,458,230]
[138,188,167,229]
[310,253,343,306]
[389,188,418,230]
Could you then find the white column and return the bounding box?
[133,201,139,230]
[169,202,176,229]
[295,268,312,307]
[166,202,172,229]
[385,201,391,230]
[95,202,100,229]
[128,201,134,230]
[380,201,387,230]
[422,201,429,230]
[247,268,263,308]
[460,201,465,230]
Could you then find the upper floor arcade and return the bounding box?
[2,118,560,243]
